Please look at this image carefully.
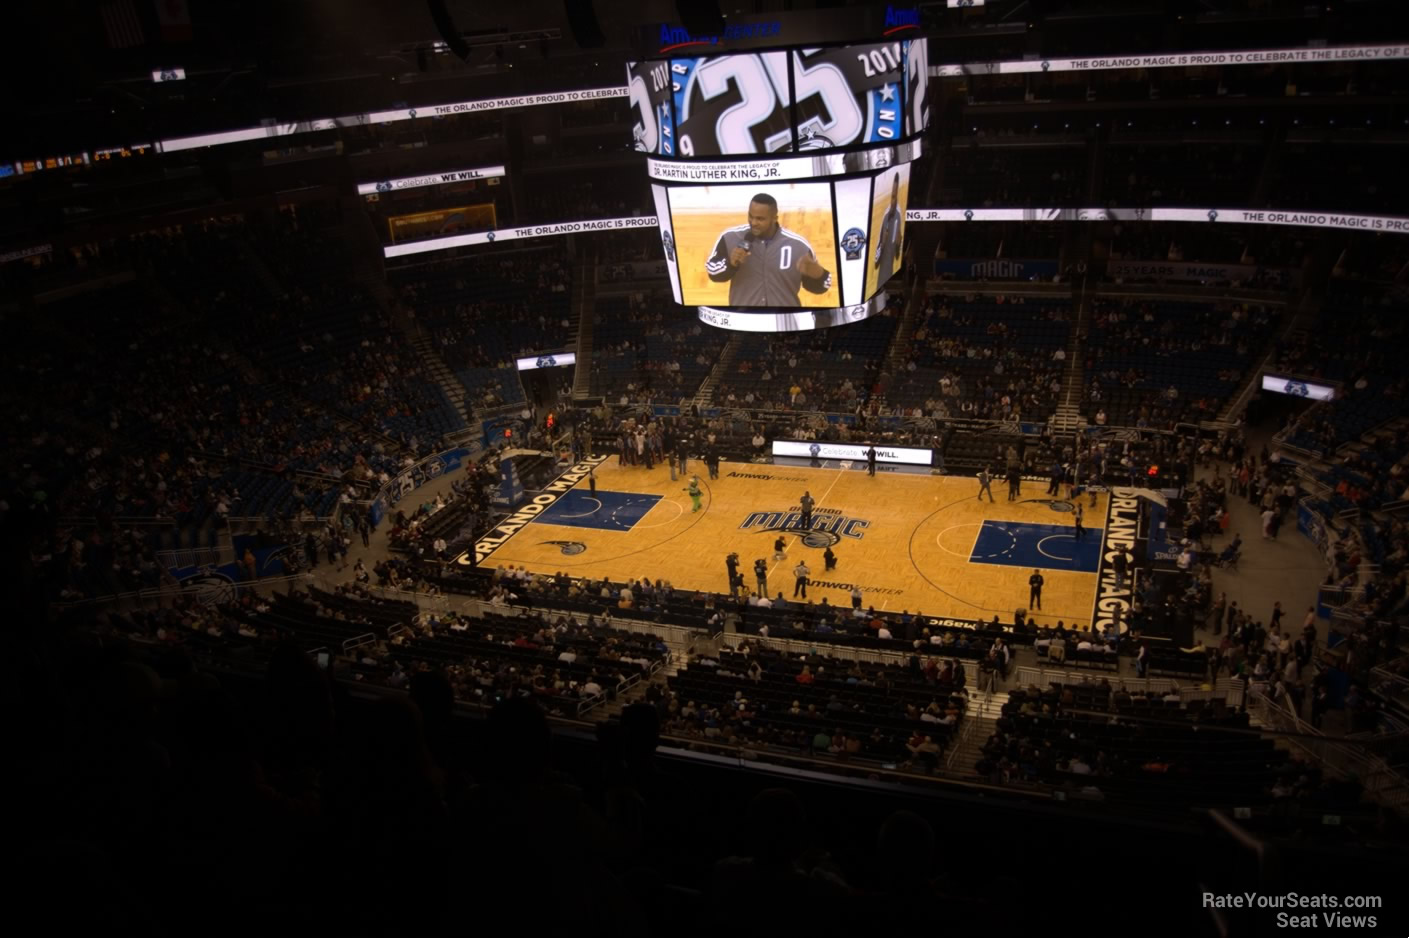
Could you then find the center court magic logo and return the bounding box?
[740,506,870,548]
[542,540,587,555]
[1021,498,1075,513]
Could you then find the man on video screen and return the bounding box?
[874,173,902,285]
[705,193,832,306]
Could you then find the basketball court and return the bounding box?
[462,455,1111,629]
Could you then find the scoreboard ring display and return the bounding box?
[629,39,929,158]
[631,38,929,323]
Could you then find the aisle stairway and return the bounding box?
[572,252,597,401]
[1050,285,1090,433]
[407,327,474,428]
[944,711,1000,778]
[692,334,743,408]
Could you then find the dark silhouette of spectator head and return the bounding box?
[620,701,660,763]
[98,660,163,732]
[746,787,808,867]
[877,810,935,890]
[408,668,454,724]
[264,642,334,767]
[363,695,441,793]
[486,696,552,784]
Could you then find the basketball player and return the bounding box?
[706,193,832,306]
[1073,503,1085,540]
[873,173,902,284]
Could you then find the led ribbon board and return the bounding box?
[772,440,932,465]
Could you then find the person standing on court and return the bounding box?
[726,553,740,595]
[1006,466,1022,501]
[823,545,837,571]
[1073,502,1085,540]
[684,475,703,512]
[866,445,877,477]
[1113,546,1129,588]
[798,491,815,531]
[588,466,597,496]
[977,466,995,502]
[754,558,768,597]
[851,585,863,611]
[676,439,688,479]
[1028,569,1045,610]
[793,559,811,598]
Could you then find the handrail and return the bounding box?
[57,515,179,528]
[342,632,377,653]
[156,546,233,569]
[651,729,1061,801]
[945,711,980,770]
[49,571,313,613]
[1247,692,1409,816]
[460,596,705,651]
[1206,808,1272,878]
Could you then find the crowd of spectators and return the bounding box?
[1,210,498,602]
[936,144,1086,206]
[1108,222,1304,275]
[1265,139,1409,214]
[517,166,648,224]
[975,680,1363,810]
[934,223,1063,265]
[1103,140,1258,207]
[713,308,898,414]
[1084,297,1279,428]
[662,643,969,772]
[1277,281,1408,456]
[889,293,1070,422]
[592,289,727,405]
[393,250,573,411]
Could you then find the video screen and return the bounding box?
[651,183,683,304]
[903,38,930,139]
[671,51,793,156]
[863,163,909,300]
[832,175,873,307]
[634,39,929,157]
[792,42,905,149]
[669,181,840,308]
[627,60,674,156]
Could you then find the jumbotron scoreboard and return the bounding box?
[628,24,930,332]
